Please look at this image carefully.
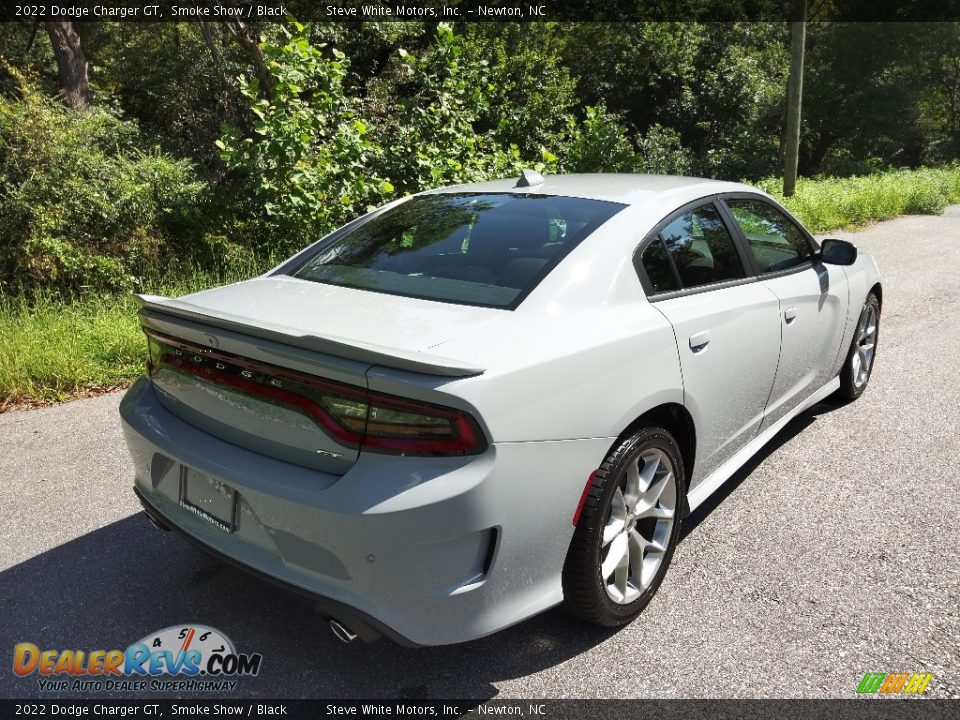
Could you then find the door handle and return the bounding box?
[689,330,711,353]
[784,306,798,324]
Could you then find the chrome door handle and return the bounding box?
[784,306,798,324]
[689,331,711,353]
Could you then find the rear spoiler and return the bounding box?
[136,294,485,378]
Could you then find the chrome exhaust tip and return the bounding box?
[329,619,358,644]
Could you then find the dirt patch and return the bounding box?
[0,383,130,413]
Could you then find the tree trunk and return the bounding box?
[224,21,274,96]
[802,131,837,176]
[199,21,235,90]
[783,8,806,197]
[45,21,91,109]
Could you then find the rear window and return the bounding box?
[291,193,625,309]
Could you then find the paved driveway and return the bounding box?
[1,208,958,699]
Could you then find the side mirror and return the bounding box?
[820,238,858,266]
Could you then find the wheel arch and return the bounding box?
[869,281,883,311]
[612,403,696,513]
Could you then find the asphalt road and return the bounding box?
[1,208,959,700]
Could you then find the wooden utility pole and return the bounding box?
[783,3,807,197]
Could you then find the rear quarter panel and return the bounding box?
[367,302,683,445]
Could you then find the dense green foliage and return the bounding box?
[0,19,958,301]
[0,64,204,295]
[217,23,389,254]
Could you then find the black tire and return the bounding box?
[563,426,684,627]
[838,292,880,401]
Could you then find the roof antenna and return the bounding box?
[515,169,545,188]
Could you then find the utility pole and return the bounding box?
[783,1,807,197]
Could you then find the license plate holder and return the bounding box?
[179,467,237,533]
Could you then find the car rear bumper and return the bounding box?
[119,376,612,645]
[134,484,413,645]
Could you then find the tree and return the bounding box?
[558,23,789,180]
[799,23,942,174]
[44,21,91,109]
[216,22,390,251]
[222,21,274,96]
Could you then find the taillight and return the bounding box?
[146,332,486,457]
[362,392,484,455]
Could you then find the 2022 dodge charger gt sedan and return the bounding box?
[121,172,882,646]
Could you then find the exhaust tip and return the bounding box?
[143,511,170,532]
[329,619,358,644]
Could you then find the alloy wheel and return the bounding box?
[852,303,878,389]
[600,449,677,604]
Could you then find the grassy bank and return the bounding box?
[0,270,258,409]
[758,166,960,232]
[0,293,144,409]
[2,165,959,409]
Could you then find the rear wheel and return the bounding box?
[839,292,880,400]
[563,427,683,627]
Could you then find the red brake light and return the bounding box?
[146,332,486,457]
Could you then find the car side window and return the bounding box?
[656,204,746,289]
[724,198,813,273]
[640,238,680,294]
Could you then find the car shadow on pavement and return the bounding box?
[1,399,842,701]
[0,511,619,700]
[680,397,844,539]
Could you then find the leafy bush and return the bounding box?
[460,23,579,160]
[560,109,694,176]
[217,23,393,255]
[377,23,539,192]
[0,63,203,296]
[635,124,694,175]
[219,23,556,254]
[561,105,637,173]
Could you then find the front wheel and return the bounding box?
[838,292,880,400]
[562,427,684,627]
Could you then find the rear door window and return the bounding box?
[292,193,625,308]
[656,203,746,289]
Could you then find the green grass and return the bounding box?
[757,166,960,232]
[2,165,960,408]
[0,292,144,407]
[0,268,261,407]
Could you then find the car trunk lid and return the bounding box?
[138,277,493,475]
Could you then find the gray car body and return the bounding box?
[120,174,882,645]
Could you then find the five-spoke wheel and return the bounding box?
[563,427,683,626]
[600,449,676,604]
[840,292,881,400]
